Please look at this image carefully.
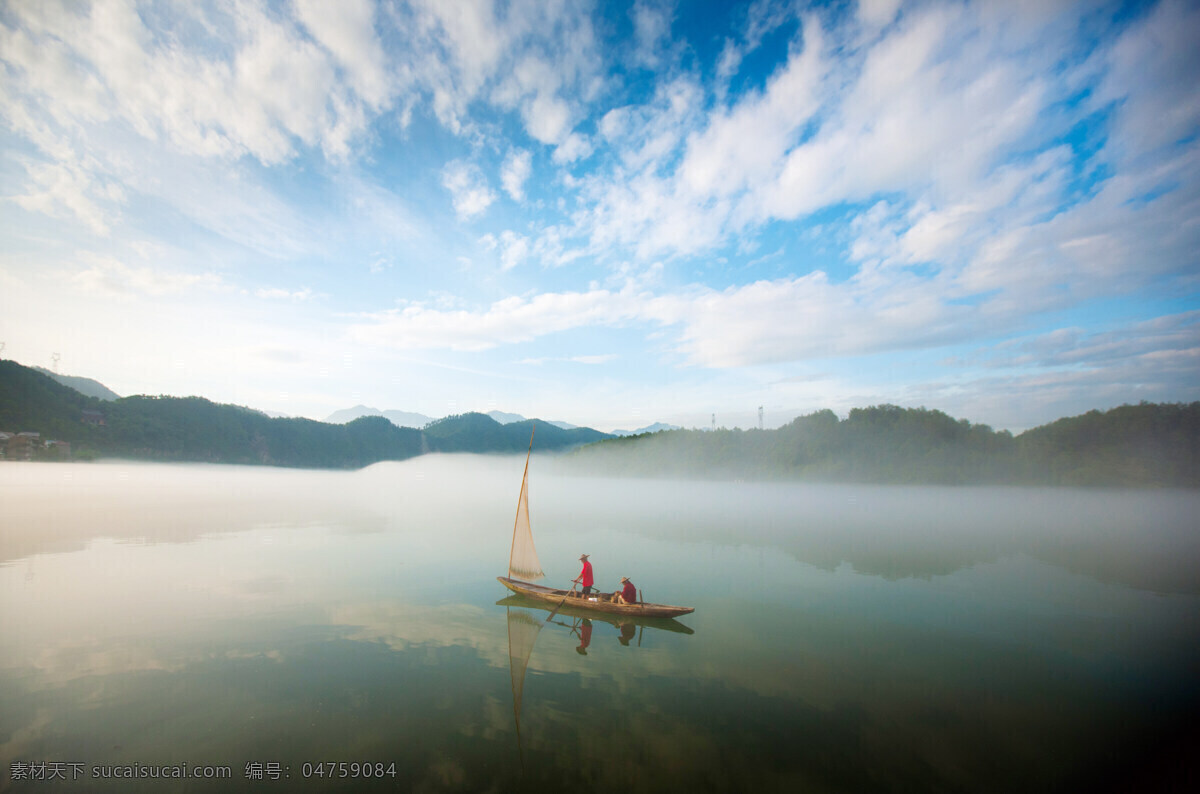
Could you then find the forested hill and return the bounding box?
[566,404,1200,488]
[34,366,121,400]
[3,359,1196,484]
[0,361,607,468]
[422,411,609,452]
[0,360,424,467]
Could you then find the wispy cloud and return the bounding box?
[348,287,645,352]
[256,287,316,302]
[72,255,225,298]
[517,353,618,366]
[1,0,1195,428]
[441,160,496,220]
[500,148,532,201]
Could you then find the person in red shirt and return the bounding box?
[616,576,637,604]
[573,554,593,596]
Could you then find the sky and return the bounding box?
[1,0,1197,433]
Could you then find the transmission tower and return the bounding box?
[51,352,61,372]
[711,413,715,432]
[759,405,764,430]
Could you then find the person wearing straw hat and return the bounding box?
[614,576,637,605]
[573,554,594,597]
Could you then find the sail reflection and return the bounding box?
[502,596,696,771]
[505,607,542,769]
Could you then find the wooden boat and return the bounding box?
[497,577,695,619]
[501,427,695,620]
[495,594,694,633]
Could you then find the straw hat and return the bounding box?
[579,553,590,560]
[620,576,629,582]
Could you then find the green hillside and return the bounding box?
[4,359,1196,484]
[34,366,121,400]
[422,412,610,452]
[567,403,1200,488]
[0,360,107,442]
[1,361,422,468]
[0,361,606,467]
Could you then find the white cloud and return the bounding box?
[517,353,617,365]
[557,0,1198,353]
[71,255,225,298]
[2,0,1195,428]
[500,148,533,201]
[856,0,902,30]
[497,231,530,271]
[570,353,618,364]
[1093,0,1200,161]
[552,132,593,164]
[256,287,315,302]
[920,312,1200,430]
[630,1,673,68]
[345,270,977,368]
[294,0,391,110]
[13,158,120,236]
[679,20,825,202]
[403,0,508,133]
[759,6,1050,219]
[0,0,407,169]
[348,287,644,352]
[521,85,573,144]
[403,0,603,150]
[981,312,1200,373]
[714,0,795,86]
[441,160,496,220]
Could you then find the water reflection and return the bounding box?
[501,596,698,781]
[497,594,695,636]
[1,461,1197,791]
[504,608,541,771]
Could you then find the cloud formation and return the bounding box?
[1,0,1196,428]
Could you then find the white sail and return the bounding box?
[508,429,545,581]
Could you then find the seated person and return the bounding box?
[614,576,637,604]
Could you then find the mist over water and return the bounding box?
[2,458,1197,791]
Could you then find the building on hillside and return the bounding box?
[6,433,38,461]
[81,409,106,426]
[45,439,72,459]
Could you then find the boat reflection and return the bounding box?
[500,594,695,768]
[497,594,695,636]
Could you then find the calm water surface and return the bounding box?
[1,457,1197,792]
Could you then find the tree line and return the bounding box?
[566,403,1200,488]
[3,360,1196,484]
[0,361,604,468]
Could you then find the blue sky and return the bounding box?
[1,0,1197,432]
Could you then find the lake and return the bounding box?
[2,458,1197,792]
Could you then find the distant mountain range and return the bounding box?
[325,405,590,432]
[610,422,682,436]
[35,367,122,401]
[0,360,610,467]
[3,359,1196,486]
[325,405,435,428]
[567,404,1200,488]
[422,412,607,452]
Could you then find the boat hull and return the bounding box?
[497,577,695,618]
[496,594,695,633]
